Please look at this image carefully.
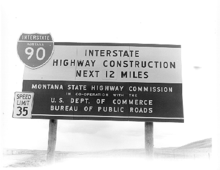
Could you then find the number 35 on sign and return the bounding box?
[13,92,34,118]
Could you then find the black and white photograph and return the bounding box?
[1,0,220,169]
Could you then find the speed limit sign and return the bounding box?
[13,92,34,118]
[17,33,54,69]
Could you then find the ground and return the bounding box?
[2,138,212,169]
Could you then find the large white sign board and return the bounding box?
[21,42,183,122]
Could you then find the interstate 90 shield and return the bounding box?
[17,33,54,69]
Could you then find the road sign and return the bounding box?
[22,42,184,122]
[13,92,34,118]
[17,33,54,69]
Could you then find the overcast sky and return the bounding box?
[1,0,219,158]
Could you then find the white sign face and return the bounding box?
[13,92,34,118]
[23,44,182,83]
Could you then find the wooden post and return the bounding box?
[47,119,58,164]
[145,122,154,159]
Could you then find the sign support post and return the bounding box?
[145,122,154,159]
[47,119,58,164]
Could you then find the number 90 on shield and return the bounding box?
[13,92,34,119]
[25,47,46,61]
[17,33,54,69]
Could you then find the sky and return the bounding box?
[1,0,219,160]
